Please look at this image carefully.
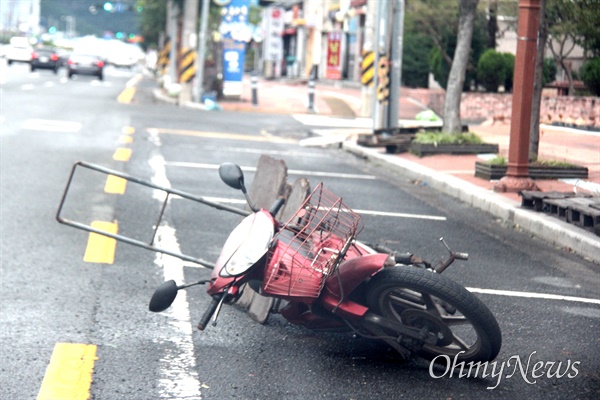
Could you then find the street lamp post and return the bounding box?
[494,0,542,192]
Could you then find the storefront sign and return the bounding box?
[220,0,251,96]
[326,32,343,80]
[263,7,284,62]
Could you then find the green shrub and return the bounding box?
[414,132,483,145]
[477,49,506,92]
[542,58,558,86]
[580,58,600,96]
[502,53,515,92]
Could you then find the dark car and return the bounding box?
[67,53,105,80]
[30,48,60,73]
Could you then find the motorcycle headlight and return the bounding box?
[219,212,274,277]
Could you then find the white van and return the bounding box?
[7,36,33,65]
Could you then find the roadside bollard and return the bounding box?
[308,79,315,113]
[251,75,258,107]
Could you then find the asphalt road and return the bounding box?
[1,60,599,400]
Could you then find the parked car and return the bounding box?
[30,48,61,73]
[67,53,104,80]
[6,36,33,65]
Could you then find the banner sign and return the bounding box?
[263,7,284,62]
[220,0,251,96]
[326,32,343,80]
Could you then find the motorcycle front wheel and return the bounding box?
[366,267,501,363]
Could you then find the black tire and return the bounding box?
[366,267,501,363]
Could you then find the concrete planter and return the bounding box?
[410,142,499,157]
[475,161,589,180]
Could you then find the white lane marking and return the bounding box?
[467,287,600,305]
[21,83,34,90]
[205,146,330,158]
[353,209,446,221]
[165,161,377,180]
[149,131,203,399]
[21,119,82,133]
[172,196,446,221]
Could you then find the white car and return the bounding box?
[6,36,33,65]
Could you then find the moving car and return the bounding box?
[30,48,60,73]
[6,36,33,65]
[67,53,104,80]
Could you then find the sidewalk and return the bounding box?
[177,76,600,264]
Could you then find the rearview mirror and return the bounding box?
[219,163,245,190]
[149,280,179,312]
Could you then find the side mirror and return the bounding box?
[149,280,179,312]
[219,163,245,190]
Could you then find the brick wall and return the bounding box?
[403,89,600,127]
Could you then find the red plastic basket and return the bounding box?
[262,183,363,302]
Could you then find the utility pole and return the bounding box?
[195,0,210,102]
[179,0,199,104]
[387,0,404,128]
[360,0,377,118]
[167,0,178,89]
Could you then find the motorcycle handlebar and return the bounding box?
[269,197,286,217]
[197,295,222,331]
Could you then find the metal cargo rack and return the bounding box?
[56,161,252,269]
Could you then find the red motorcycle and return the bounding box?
[149,163,502,363]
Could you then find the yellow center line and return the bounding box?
[122,126,135,135]
[117,87,136,104]
[150,128,298,144]
[119,135,133,144]
[104,174,127,194]
[83,221,118,264]
[113,147,132,162]
[37,343,98,400]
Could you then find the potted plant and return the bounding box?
[410,132,499,157]
[475,156,589,180]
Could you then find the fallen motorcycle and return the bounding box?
[147,163,502,362]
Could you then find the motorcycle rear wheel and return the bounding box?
[366,267,501,363]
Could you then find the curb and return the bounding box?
[342,141,600,265]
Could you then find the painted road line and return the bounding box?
[113,147,132,162]
[117,75,142,104]
[151,128,297,144]
[37,343,97,400]
[149,152,204,398]
[467,287,600,305]
[119,135,133,144]
[21,119,82,133]
[353,209,447,221]
[165,161,377,180]
[83,221,118,264]
[117,87,136,104]
[104,174,127,194]
[122,126,135,135]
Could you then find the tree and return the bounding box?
[443,0,479,134]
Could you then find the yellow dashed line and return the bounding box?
[83,221,118,264]
[119,135,133,144]
[37,343,97,400]
[117,87,136,104]
[113,148,132,162]
[122,126,135,135]
[104,174,127,194]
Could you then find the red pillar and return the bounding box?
[494,0,541,193]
